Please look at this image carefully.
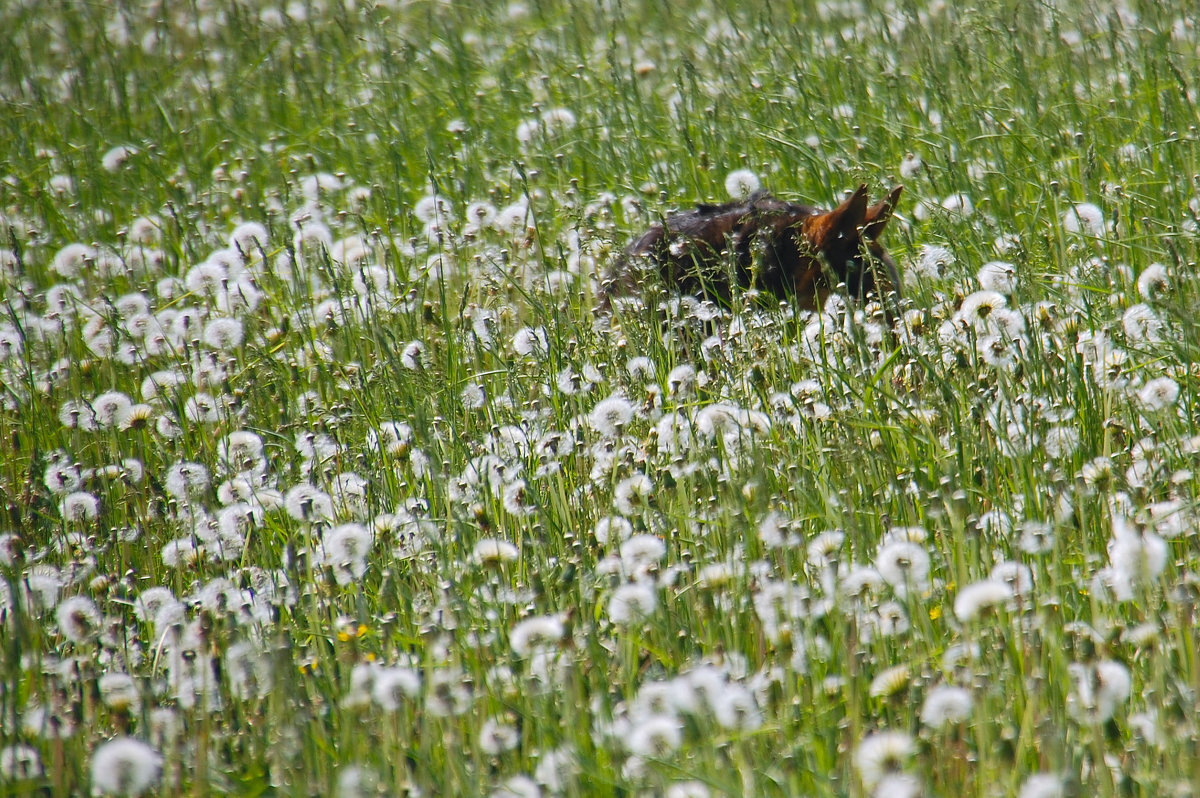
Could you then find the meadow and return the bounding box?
[1,0,1199,795]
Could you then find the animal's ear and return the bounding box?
[831,183,870,236]
[862,185,903,241]
[807,184,870,248]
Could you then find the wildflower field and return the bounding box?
[3,0,1200,795]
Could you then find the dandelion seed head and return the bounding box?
[336,764,381,798]
[989,560,1034,597]
[300,172,344,203]
[59,399,98,431]
[807,529,845,568]
[217,430,266,475]
[881,525,928,545]
[666,364,697,397]
[155,413,183,440]
[0,325,23,363]
[853,730,915,791]
[870,773,922,798]
[98,673,141,712]
[133,586,182,626]
[491,774,541,798]
[101,144,138,172]
[869,605,910,640]
[229,221,269,254]
[1080,455,1114,487]
[59,491,100,523]
[868,665,910,699]
[202,317,244,350]
[874,540,932,594]
[21,701,75,740]
[1062,202,1106,236]
[710,682,762,730]
[501,479,535,516]
[90,738,161,797]
[608,580,658,624]
[0,534,20,567]
[1043,425,1080,459]
[940,192,974,216]
[494,201,532,235]
[978,508,1013,538]
[111,293,149,321]
[510,615,564,657]
[910,244,954,281]
[619,534,666,574]
[593,515,633,545]
[1136,376,1179,412]
[479,717,521,754]
[1108,516,1167,594]
[1017,520,1056,555]
[45,460,84,495]
[1018,773,1065,798]
[517,108,576,145]
[624,358,655,386]
[461,382,487,409]
[953,579,1014,622]
[1143,500,1192,540]
[555,366,589,396]
[839,565,885,603]
[141,369,185,401]
[588,394,635,437]
[21,566,63,613]
[1136,262,1169,300]
[724,169,761,199]
[56,595,101,642]
[920,685,972,729]
[164,461,210,500]
[1123,303,1164,343]
[613,472,654,516]
[51,243,94,279]
[425,668,472,717]
[977,260,1017,293]
[511,325,548,358]
[283,482,334,523]
[413,195,454,226]
[664,781,710,798]
[1067,659,1132,722]
[370,666,421,711]
[322,523,373,576]
[624,713,682,756]
[183,392,223,424]
[758,510,798,549]
[0,743,42,780]
[1096,659,1132,705]
[985,307,1027,341]
[956,290,1008,329]
[540,107,577,134]
[468,306,498,345]
[472,538,519,566]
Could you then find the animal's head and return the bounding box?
[799,184,903,302]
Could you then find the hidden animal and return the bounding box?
[603,184,903,316]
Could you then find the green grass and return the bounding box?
[2,0,1200,796]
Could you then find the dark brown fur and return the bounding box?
[603,184,903,315]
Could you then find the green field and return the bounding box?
[2,1,1199,795]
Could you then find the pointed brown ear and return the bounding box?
[805,184,870,248]
[862,185,903,240]
[832,184,870,234]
